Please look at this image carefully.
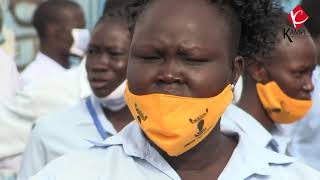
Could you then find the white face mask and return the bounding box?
[94,80,127,111]
[70,28,90,57]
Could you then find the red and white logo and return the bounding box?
[288,5,309,29]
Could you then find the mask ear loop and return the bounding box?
[231,84,235,91]
[229,60,237,100]
[230,58,239,93]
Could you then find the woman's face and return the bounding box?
[259,36,317,100]
[86,18,131,97]
[127,0,243,98]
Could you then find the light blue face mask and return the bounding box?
[13,2,37,24]
[69,55,82,68]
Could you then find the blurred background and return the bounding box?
[0,0,106,71]
[0,0,303,72]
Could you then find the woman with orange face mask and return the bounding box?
[221,13,317,164]
[282,0,320,171]
[29,1,320,180]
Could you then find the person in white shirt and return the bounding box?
[275,0,320,170]
[21,0,85,85]
[0,59,90,158]
[18,4,133,178]
[229,12,319,167]
[0,5,20,101]
[0,6,22,179]
[30,0,320,179]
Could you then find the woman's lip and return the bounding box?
[298,93,312,100]
[155,88,185,96]
[90,80,110,89]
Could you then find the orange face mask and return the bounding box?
[256,81,312,124]
[124,85,233,157]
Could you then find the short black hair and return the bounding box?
[127,0,283,59]
[301,0,320,39]
[32,0,82,39]
[259,11,310,61]
[96,0,137,29]
[103,0,137,17]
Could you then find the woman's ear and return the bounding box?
[315,36,320,65]
[231,56,244,87]
[246,60,270,84]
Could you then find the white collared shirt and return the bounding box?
[0,49,21,100]
[222,68,320,170]
[29,111,320,180]
[0,59,91,160]
[221,104,291,154]
[21,52,67,86]
[18,96,117,180]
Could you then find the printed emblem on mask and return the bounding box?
[269,108,281,113]
[135,103,148,123]
[189,108,208,137]
[268,101,290,115]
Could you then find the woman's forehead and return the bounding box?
[132,0,232,50]
[269,37,317,67]
[141,0,232,29]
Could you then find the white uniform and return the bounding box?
[18,96,117,180]
[0,60,91,160]
[21,52,67,86]
[222,66,320,170]
[29,107,320,180]
[221,104,290,154]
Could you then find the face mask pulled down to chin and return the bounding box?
[94,81,127,112]
[256,81,312,124]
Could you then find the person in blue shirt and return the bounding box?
[18,1,134,179]
[29,0,320,179]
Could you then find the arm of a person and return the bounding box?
[18,121,48,180]
[0,67,83,159]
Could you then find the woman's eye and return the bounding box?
[87,48,99,55]
[109,51,124,57]
[294,70,306,78]
[136,55,161,61]
[185,58,209,65]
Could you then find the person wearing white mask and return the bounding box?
[18,2,133,178]
[21,0,88,86]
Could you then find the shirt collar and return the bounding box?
[36,52,65,70]
[92,121,181,180]
[79,57,92,99]
[93,115,295,180]
[220,125,295,180]
[76,96,117,144]
[221,104,276,150]
[89,96,117,136]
